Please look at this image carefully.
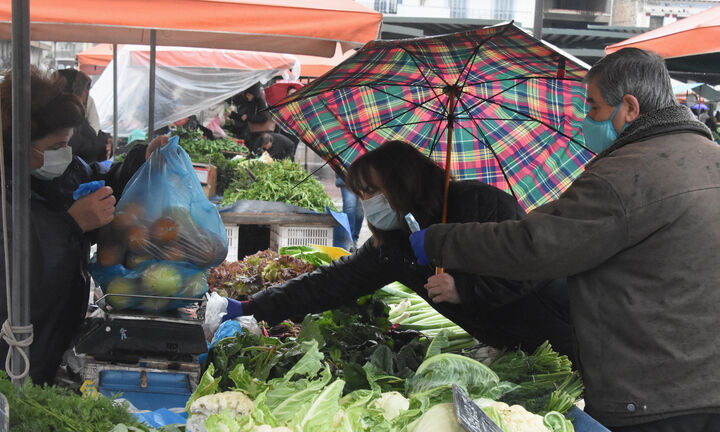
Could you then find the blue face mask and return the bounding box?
[361,193,401,231]
[581,104,626,154]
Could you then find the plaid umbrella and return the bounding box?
[269,22,592,213]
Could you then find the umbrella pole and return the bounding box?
[438,86,459,275]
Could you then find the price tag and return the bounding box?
[452,384,504,432]
[80,380,100,399]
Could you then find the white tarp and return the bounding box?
[90,45,299,136]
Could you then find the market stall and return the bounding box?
[0,3,614,431]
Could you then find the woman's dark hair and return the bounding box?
[1,67,85,157]
[346,140,447,245]
[55,68,91,99]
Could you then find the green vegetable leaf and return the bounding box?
[424,330,450,360]
[186,364,220,412]
[406,353,501,400]
[293,379,346,431]
[297,315,325,348]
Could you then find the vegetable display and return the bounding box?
[207,249,315,299]
[0,372,178,432]
[189,335,577,432]
[220,159,336,212]
[377,282,477,352]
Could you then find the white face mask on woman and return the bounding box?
[32,146,73,180]
[361,192,401,231]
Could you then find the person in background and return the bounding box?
[411,48,720,431]
[55,68,108,164]
[254,132,296,161]
[335,173,364,251]
[0,67,166,385]
[222,140,573,362]
[228,83,271,150]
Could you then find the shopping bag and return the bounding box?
[90,136,228,312]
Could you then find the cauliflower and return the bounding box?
[370,391,410,421]
[191,391,254,417]
[186,391,254,432]
[491,401,549,432]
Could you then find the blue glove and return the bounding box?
[73,180,105,200]
[410,228,429,266]
[221,298,244,322]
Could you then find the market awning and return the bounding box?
[672,82,720,101]
[604,5,720,74]
[0,0,382,57]
[77,42,356,79]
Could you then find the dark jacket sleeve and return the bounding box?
[446,181,544,309]
[89,143,148,201]
[248,241,397,325]
[247,100,271,124]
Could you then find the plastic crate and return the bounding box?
[224,224,240,262]
[270,225,334,250]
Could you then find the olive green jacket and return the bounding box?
[424,105,720,427]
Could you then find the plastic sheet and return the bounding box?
[90,45,300,136]
[90,136,228,312]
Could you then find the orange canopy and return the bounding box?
[77,42,357,78]
[0,0,382,57]
[605,4,720,59]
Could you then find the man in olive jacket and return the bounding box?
[412,49,720,430]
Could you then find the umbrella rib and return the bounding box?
[453,77,530,121]
[454,24,511,90]
[365,84,448,117]
[400,46,449,99]
[461,87,589,151]
[454,97,520,202]
[426,112,446,160]
[352,91,449,144]
[317,97,367,151]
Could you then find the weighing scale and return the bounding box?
[74,295,208,410]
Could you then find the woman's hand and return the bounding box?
[68,186,116,232]
[425,273,461,304]
[145,135,169,160]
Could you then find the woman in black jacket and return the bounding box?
[234,141,572,358]
[0,68,165,384]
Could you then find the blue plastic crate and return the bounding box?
[99,370,192,412]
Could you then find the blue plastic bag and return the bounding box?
[90,136,227,312]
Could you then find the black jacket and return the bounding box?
[68,118,108,164]
[0,144,147,384]
[248,181,572,358]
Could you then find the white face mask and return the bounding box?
[32,146,73,180]
[361,193,401,231]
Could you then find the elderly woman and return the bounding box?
[0,67,165,384]
[224,140,572,360]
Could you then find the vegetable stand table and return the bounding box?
[220,206,339,261]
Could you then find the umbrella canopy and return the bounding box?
[605,5,720,74]
[270,23,592,212]
[0,0,382,57]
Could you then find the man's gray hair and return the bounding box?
[585,48,678,114]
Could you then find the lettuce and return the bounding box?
[186,364,220,412]
[406,353,501,399]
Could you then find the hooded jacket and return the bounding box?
[245,180,573,359]
[0,144,147,384]
[423,105,720,426]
